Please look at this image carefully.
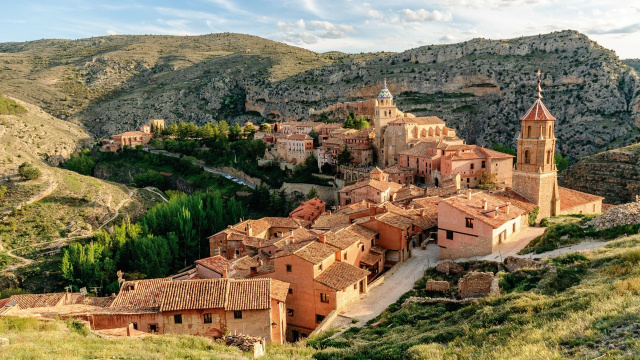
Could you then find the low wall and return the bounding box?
[279,183,338,204]
[215,167,263,187]
[367,261,403,291]
[309,310,338,337]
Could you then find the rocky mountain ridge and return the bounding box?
[0,31,638,159]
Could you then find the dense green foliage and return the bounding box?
[0,185,7,198]
[0,94,26,115]
[491,143,516,156]
[18,162,41,180]
[60,192,244,293]
[337,145,353,166]
[343,114,370,130]
[554,153,570,173]
[66,149,96,175]
[528,206,539,226]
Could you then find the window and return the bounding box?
[320,293,329,303]
[524,150,531,164]
[527,126,532,138]
[470,163,474,170]
[174,314,182,324]
[286,264,292,272]
[513,223,516,233]
[132,323,138,330]
[361,245,365,253]
[465,218,474,228]
[287,308,294,317]
[203,313,212,324]
[149,324,157,333]
[234,310,243,319]
[343,253,348,260]
[316,314,326,323]
[481,161,486,168]
[446,231,454,240]
[288,288,293,294]
[371,239,375,247]
[318,264,323,272]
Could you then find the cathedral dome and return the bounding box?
[377,79,393,98]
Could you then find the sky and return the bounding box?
[1,0,639,59]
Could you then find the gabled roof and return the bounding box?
[339,178,403,194]
[315,262,370,290]
[520,99,556,121]
[160,279,228,312]
[388,116,445,126]
[294,241,339,264]
[312,213,351,229]
[375,212,414,229]
[558,186,604,211]
[4,293,68,309]
[441,191,526,228]
[195,256,231,275]
[111,278,172,311]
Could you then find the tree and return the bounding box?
[259,123,272,132]
[67,149,96,175]
[477,171,498,190]
[554,153,570,173]
[308,129,320,147]
[307,187,318,200]
[218,120,229,134]
[344,114,355,129]
[337,145,353,166]
[353,117,370,130]
[229,123,243,141]
[18,162,41,180]
[243,124,256,136]
[166,123,179,136]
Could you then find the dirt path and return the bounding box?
[143,187,169,203]
[1,187,137,274]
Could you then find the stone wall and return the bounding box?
[457,272,500,299]
[425,280,450,293]
[279,182,338,204]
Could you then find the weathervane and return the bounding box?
[535,69,543,99]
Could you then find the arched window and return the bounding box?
[435,127,441,136]
[429,128,434,137]
[547,150,552,164]
[548,126,552,138]
[524,150,531,164]
[421,129,427,138]
[527,126,532,138]
[412,127,418,138]
[539,126,543,138]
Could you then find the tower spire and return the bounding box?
[535,70,543,100]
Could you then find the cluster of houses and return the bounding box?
[2,74,605,349]
[100,119,165,152]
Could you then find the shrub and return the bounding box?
[0,185,7,198]
[18,162,41,180]
[528,206,540,226]
[0,94,26,115]
[66,150,96,175]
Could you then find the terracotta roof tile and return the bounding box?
[226,279,271,311]
[160,279,228,312]
[441,191,526,228]
[558,186,604,211]
[360,252,382,266]
[195,255,231,274]
[312,213,350,229]
[521,99,556,121]
[294,241,339,264]
[110,278,172,311]
[6,293,67,309]
[315,262,370,290]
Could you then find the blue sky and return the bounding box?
[2,0,639,58]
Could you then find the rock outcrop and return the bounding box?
[562,143,640,204]
[586,201,640,231]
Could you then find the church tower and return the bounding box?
[374,80,397,166]
[512,71,560,219]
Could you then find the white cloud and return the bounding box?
[366,9,384,19]
[397,9,452,22]
[106,29,117,35]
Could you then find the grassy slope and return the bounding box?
[0,97,162,290]
[0,317,314,360]
[311,235,640,360]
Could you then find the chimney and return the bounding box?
[258,260,264,266]
[506,202,511,214]
[318,234,326,243]
[482,198,488,210]
[222,266,228,278]
[126,323,134,337]
[466,188,472,200]
[327,210,332,215]
[420,209,427,217]
[247,221,253,237]
[494,207,499,219]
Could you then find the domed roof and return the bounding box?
[377,79,393,98]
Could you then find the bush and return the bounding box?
[0,94,26,115]
[133,170,167,189]
[528,206,540,226]
[18,162,41,180]
[0,185,7,198]
[66,150,96,175]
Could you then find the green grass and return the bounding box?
[0,316,314,360]
[520,215,640,254]
[311,235,640,359]
[0,94,26,115]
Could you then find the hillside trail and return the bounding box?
[328,228,610,335]
[143,186,169,202]
[1,187,138,274]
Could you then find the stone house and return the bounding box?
[289,197,326,223]
[100,120,158,152]
[275,134,314,165]
[91,277,289,344]
[338,177,403,206]
[437,190,528,259]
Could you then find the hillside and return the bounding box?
[625,59,640,73]
[0,96,163,291]
[562,142,640,204]
[0,31,638,158]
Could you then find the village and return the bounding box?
[0,74,606,354]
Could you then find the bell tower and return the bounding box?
[374,79,397,165]
[512,71,560,219]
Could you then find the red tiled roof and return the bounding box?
[5,293,67,309]
[441,191,526,228]
[312,213,351,229]
[558,186,604,211]
[375,212,414,229]
[294,241,339,264]
[270,279,290,303]
[289,198,325,221]
[520,99,556,121]
[315,262,370,290]
[160,279,228,312]
[388,116,445,125]
[339,178,403,194]
[195,255,231,275]
[111,278,172,311]
[360,252,382,266]
[226,278,273,311]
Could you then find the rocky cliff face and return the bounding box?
[1,31,638,159]
[249,30,640,158]
[562,143,640,204]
